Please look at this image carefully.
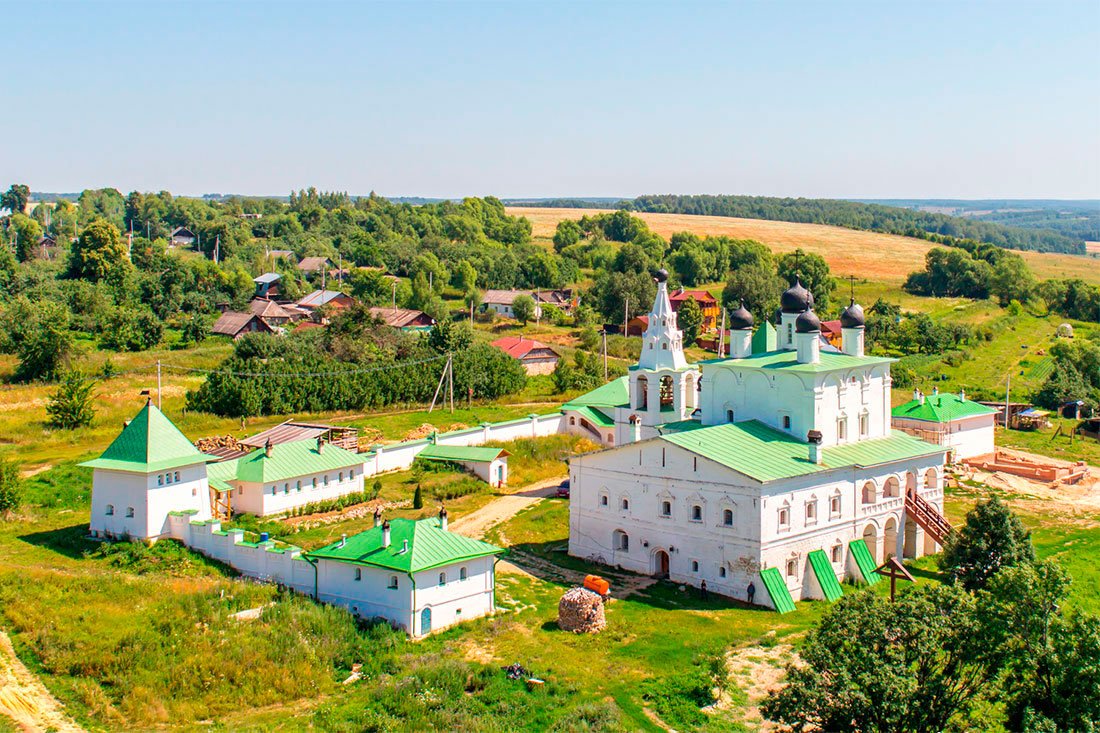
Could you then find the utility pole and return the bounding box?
[602,329,608,381]
[623,297,629,337]
[156,360,162,409]
[1005,373,1011,430]
[448,353,454,414]
[392,280,397,312]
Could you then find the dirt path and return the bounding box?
[448,477,564,540]
[723,643,797,732]
[0,631,85,733]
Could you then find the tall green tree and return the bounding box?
[722,262,783,323]
[940,497,1034,591]
[0,183,30,215]
[70,218,130,281]
[46,370,97,429]
[989,254,1036,307]
[0,298,74,382]
[676,296,704,345]
[552,219,581,252]
[511,294,535,325]
[9,213,43,262]
[763,586,988,732]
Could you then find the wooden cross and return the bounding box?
[874,556,915,602]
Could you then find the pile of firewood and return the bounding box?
[557,587,606,633]
[195,435,246,453]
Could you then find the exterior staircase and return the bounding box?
[905,490,952,546]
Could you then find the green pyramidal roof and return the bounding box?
[80,402,210,473]
[892,392,999,423]
[307,517,503,573]
[562,376,629,411]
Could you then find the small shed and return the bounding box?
[297,290,355,311]
[297,256,332,274]
[212,311,274,340]
[416,445,509,487]
[241,420,359,452]
[1057,323,1074,338]
[253,272,282,298]
[170,226,197,247]
[368,306,436,331]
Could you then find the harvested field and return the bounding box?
[509,207,1100,286]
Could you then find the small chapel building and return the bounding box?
[567,271,951,610]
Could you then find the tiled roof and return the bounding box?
[490,336,557,360]
[418,445,508,463]
[249,299,294,320]
[892,392,999,423]
[700,349,893,373]
[669,289,718,303]
[660,420,944,483]
[231,439,364,484]
[307,517,502,573]
[80,403,211,473]
[561,376,629,411]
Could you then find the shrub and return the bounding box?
[46,370,97,429]
[0,459,22,515]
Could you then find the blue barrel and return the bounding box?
[260,532,269,543]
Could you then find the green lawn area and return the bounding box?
[994,421,1100,467]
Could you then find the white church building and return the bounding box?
[567,271,952,610]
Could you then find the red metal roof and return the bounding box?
[490,336,556,360]
[820,320,843,337]
[669,289,717,303]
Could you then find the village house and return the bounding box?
[368,306,436,331]
[83,401,214,540]
[297,256,332,275]
[170,226,197,247]
[490,336,561,375]
[892,388,998,461]
[252,272,282,298]
[481,289,542,319]
[668,288,720,331]
[211,311,274,339]
[297,289,356,313]
[268,249,295,262]
[566,273,951,611]
[249,298,297,328]
[819,320,844,349]
[307,510,502,636]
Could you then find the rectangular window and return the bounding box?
[354,568,362,581]
[660,500,671,517]
[778,508,789,527]
[806,502,817,522]
[786,559,797,577]
[782,415,791,430]
[830,496,841,516]
[860,413,869,437]
[837,418,847,441]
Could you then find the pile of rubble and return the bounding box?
[557,587,606,633]
[195,435,247,454]
[402,423,470,441]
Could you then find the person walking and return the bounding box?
[746,581,756,605]
[700,580,709,601]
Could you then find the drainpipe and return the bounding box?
[302,554,320,601]
[409,572,417,635]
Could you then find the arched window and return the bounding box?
[174,471,180,482]
[165,473,172,485]
[723,508,734,526]
[860,411,870,437]
[284,483,290,495]
[778,506,790,527]
[324,474,330,486]
[296,480,302,491]
[719,566,727,578]
[599,493,609,507]
[830,494,842,516]
[786,558,797,577]
[726,409,734,423]
[621,497,630,511]
[613,530,629,551]
[837,415,847,441]
[691,504,702,522]
[924,467,938,491]
[438,572,446,586]
[354,568,362,581]
[636,375,649,410]
[105,504,114,516]
[158,475,164,486]
[806,501,818,523]
[691,560,699,572]
[862,482,876,505]
[659,375,674,406]
[660,500,671,517]
[339,471,344,482]
[459,567,467,581]
[388,575,398,589]
[883,477,900,499]
[570,416,576,425]
[312,477,318,488]
[125,507,135,518]
[831,544,843,563]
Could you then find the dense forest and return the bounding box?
[525,194,1088,254]
[865,199,1100,243]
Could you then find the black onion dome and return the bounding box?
[654,268,669,283]
[781,278,814,313]
[840,298,865,328]
[795,308,821,333]
[729,300,754,330]
[773,307,783,325]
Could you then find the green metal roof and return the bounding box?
[660,420,943,483]
[307,517,503,573]
[892,392,998,423]
[417,444,508,463]
[561,376,629,411]
[79,403,211,473]
[752,321,777,355]
[232,439,364,484]
[571,405,616,428]
[699,349,894,373]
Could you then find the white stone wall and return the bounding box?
[893,414,995,461]
[232,467,366,517]
[90,463,211,540]
[409,556,496,636]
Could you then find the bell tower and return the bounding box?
[628,269,700,436]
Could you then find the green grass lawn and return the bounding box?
[994,420,1100,467]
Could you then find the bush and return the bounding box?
[0,459,22,515]
[46,370,97,429]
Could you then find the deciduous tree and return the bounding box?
[676,296,704,345]
[940,497,1034,591]
[70,218,130,281]
[0,183,30,215]
[511,294,535,325]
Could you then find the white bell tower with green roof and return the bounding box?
[83,400,213,540]
[628,269,700,434]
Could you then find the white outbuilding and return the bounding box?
[891,388,998,461]
[83,400,213,540]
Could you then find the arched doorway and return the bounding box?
[924,467,938,492]
[420,607,432,635]
[905,471,917,497]
[862,523,879,563]
[653,549,670,579]
[884,516,898,561]
[636,376,648,409]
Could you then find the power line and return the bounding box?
[157,353,449,379]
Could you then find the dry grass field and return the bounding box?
[509,206,1100,286]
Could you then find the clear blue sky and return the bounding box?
[4,1,1098,199]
